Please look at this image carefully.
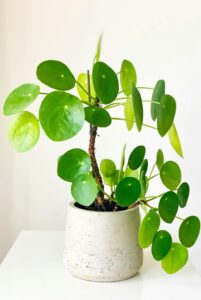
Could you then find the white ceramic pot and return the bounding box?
[64,202,143,282]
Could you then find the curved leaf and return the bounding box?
[124,97,134,130]
[177,182,190,208]
[128,145,146,170]
[139,210,160,248]
[77,73,95,101]
[131,85,143,131]
[151,80,165,121]
[160,161,181,190]
[84,106,111,127]
[157,95,176,137]
[156,149,164,171]
[159,191,179,223]
[152,230,172,261]
[115,177,141,207]
[179,216,200,247]
[120,60,137,96]
[168,123,183,158]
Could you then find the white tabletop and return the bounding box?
[0,231,200,300]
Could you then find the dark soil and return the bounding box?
[75,199,128,212]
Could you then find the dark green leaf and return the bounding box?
[140,170,146,197]
[3,84,40,115]
[92,62,119,104]
[141,159,148,175]
[39,91,84,141]
[157,95,176,137]
[120,60,137,96]
[77,73,96,101]
[131,85,143,131]
[36,60,75,90]
[160,161,181,190]
[156,149,164,171]
[152,230,172,261]
[57,148,91,182]
[151,80,165,121]
[115,177,141,207]
[124,97,135,130]
[177,182,190,208]
[168,123,183,158]
[118,144,126,182]
[100,159,116,177]
[139,210,160,248]
[84,106,111,127]
[159,191,179,223]
[128,145,146,170]
[179,216,200,247]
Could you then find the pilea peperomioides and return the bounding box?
[3,36,200,274]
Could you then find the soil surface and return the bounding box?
[75,199,134,212]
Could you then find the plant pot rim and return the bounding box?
[68,201,140,214]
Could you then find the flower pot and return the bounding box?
[64,202,143,282]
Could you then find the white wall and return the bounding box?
[0,0,201,270]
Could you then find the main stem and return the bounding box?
[87,70,105,207]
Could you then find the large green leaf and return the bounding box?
[168,123,183,158]
[39,91,84,141]
[151,230,172,261]
[161,243,188,274]
[36,60,75,90]
[57,148,91,182]
[177,182,190,208]
[8,111,40,152]
[179,216,200,247]
[160,161,181,190]
[92,62,119,104]
[151,80,165,121]
[100,159,116,177]
[131,85,143,132]
[157,95,176,137]
[84,106,111,127]
[120,60,137,96]
[115,177,141,207]
[71,173,97,206]
[156,149,164,171]
[77,73,96,101]
[139,210,160,248]
[159,191,179,223]
[128,145,146,170]
[124,97,135,130]
[3,84,40,116]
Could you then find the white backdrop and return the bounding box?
[0,0,201,272]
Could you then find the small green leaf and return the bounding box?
[124,97,135,130]
[100,159,116,177]
[120,60,137,96]
[84,106,111,127]
[160,161,181,190]
[152,230,172,261]
[93,34,102,64]
[168,123,183,158]
[71,173,97,206]
[36,60,75,90]
[39,91,84,141]
[128,145,146,170]
[156,149,164,171]
[113,170,124,185]
[8,111,40,152]
[157,95,176,137]
[151,80,165,121]
[3,84,40,116]
[115,177,141,207]
[159,191,179,223]
[92,62,119,104]
[118,144,126,182]
[140,170,146,197]
[139,210,160,248]
[177,182,190,208]
[57,149,91,182]
[140,159,148,175]
[77,73,96,101]
[179,216,200,247]
[131,85,143,132]
[161,243,188,274]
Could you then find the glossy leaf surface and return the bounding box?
[124,97,134,130]
[131,85,143,131]
[139,210,160,248]
[115,177,141,207]
[85,106,111,127]
[157,95,176,137]
[151,80,165,121]
[160,161,181,190]
[168,123,183,158]
[120,59,137,96]
[179,216,200,247]
[177,182,190,208]
[152,230,172,261]
[159,191,179,223]
[128,145,146,170]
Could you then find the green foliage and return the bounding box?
[39,91,84,141]
[3,84,40,116]
[168,123,183,158]
[156,149,164,171]
[140,159,148,175]
[157,95,176,137]
[8,111,40,152]
[177,182,190,208]
[84,106,111,127]
[161,243,188,274]
[77,73,96,101]
[159,191,179,223]
[57,149,91,182]
[131,84,143,131]
[120,60,137,96]
[151,80,165,121]
[128,145,146,170]
[36,60,75,90]
[179,216,200,247]
[124,97,135,130]
[93,34,102,64]
[139,210,160,248]
[115,177,141,207]
[160,161,181,190]
[151,230,172,261]
[100,159,116,177]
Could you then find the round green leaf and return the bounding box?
[168,123,183,158]
[160,161,181,190]
[157,95,176,137]
[152,230,172,261]
[39,91,84,141]
[71,173,97,206]
[161,243,188,274]
[159,191,179,223]
[151,80,165,121]
[8,111,40,152]
[100,159,116,177]
[131,85,143,132]
[36,60,75,90]
[139,210,160,248]
[77,73,96,101]
[3,84,40,116]
[179,216,200,247]
[156,149,164,171]
[115,177,141,207]
[177,182,190,208]
[57,148,91,182]
[124,97,135,130]
[92,62,119,104]
[128,145,146,170]
[84,106,111,127]
[120,59,137,96]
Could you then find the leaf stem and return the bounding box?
[143,123,157,130]
[39,92,48,95]
[104,102,125,110]
[137,86,153,90]
[149,173,159,180]
[149,162,156,179]
[143,100,159,105]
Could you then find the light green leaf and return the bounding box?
[76,73,96,101]
[124,97,135,130]
[151,80,165,121]
[139,210,160,248]
[84,106,111,127]
[159,191,179,223]
[160,161,181,190]
[168,123,183,158]
[100,159,116,177]
[131,84,143,132]
[179,216,200,247]
[157,95,176,137]
[120,59,137,96]
[115,177,141,207]
[125,167,138,179]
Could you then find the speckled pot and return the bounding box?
[64,202,143,282]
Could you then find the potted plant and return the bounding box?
[3,37,200,282]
